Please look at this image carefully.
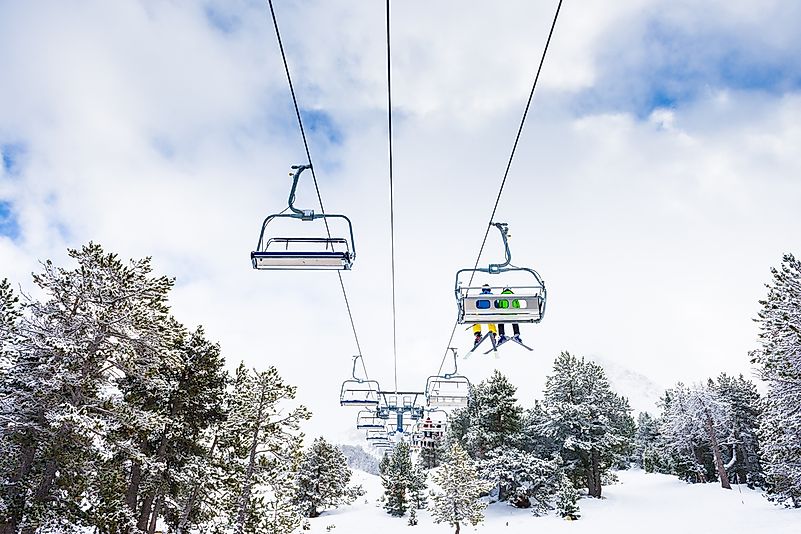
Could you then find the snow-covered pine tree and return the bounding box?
[633,412,661,472]
[381,441,412,517]
[294,437,363,518]
[542,352,635,498]
[659,382,732,489]
[0,277,20,359]
[418,432,447,470]
[408,458,428,510]
[478,446,561,513]
[555,475,580,520]
[0,278,28,533]
[710,373,764,488]
[430,442,490,534]
[751,253,801,506]
[379,452,390,477]
[448,370,523,459]
[519,400,558,459]
[0,244,176,533]
[657,384,708,482]
[212,363,310,534]
[119,325,228,534]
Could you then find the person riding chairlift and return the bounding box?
[497,287,522,344]
[472,284,498,347]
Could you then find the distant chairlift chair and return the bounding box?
[251,164,356,270]
[340,356,381,407]
[425,348,472,409]
[356,409,385,430]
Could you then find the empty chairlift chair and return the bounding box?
[339,356,381,407]
[251,164,356,271]
[356,409,385,430]
[425,348,472,409]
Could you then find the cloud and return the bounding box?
[576,0,801,116]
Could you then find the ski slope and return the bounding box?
[305,468,800,533]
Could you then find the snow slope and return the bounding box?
[305,468,800,534]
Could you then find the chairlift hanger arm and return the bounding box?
[488,222,512,273]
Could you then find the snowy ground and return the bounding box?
[306,469,800,534]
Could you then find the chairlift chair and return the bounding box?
[366,428,389,441]
[339,356,381,407]
[455,222,546,325]
[425,348,472,409]
[356,409,384,430]
[251,164,356,270]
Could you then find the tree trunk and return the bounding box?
[704,411,731,490]
[691,446,708,483]
[0,441,37,534]
[126,460,142,513]
[585,449,602,498]
[176,433,219,533]
[454,521,460,534]
[138,426,172,530]
[147,492,163,534]
[33,459,57,501]
[234,388,267,534]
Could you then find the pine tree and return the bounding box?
[381,442,412,517]
[542,352,635,498]
[407,459,428,510]
[118,324,228,533]
[555,475,580,520]
[519,401,559,458]
[430,443,489,534]
[659,382,732,489]
[477,446,561,513]
[446,371,523,459]
[213,363,310,534]
[751,253,801,506]
[0,244,176,533]
[709,374,764,488]
[294,437,364,518]
[634,412,661,472]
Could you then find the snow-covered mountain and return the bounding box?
[592,356,664,415]
[339,444,380,475]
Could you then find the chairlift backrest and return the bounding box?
[457,282,545,324]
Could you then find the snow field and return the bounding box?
[305,468,801,534]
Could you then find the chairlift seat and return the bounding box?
[252,238,353,270]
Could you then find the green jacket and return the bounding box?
[498,288,520,309]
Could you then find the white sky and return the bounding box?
[1,0,800,442]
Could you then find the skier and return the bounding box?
[470,284,498,352]
[497,287,522,345]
